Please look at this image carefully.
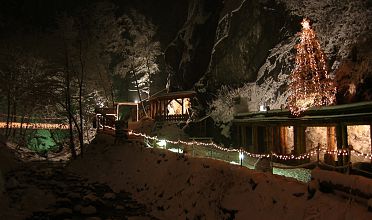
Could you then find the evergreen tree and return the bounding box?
[288,18,336,116]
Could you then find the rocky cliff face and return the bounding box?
[164,0,223,91]
[168,0,371,141]
[205,0,371,109]
[208,0,299,86]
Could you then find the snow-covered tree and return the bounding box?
[113,10,161,101]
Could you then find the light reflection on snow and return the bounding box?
[167,148,183,154]
[273,168,312,183]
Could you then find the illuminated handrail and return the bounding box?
[129,130,372,161]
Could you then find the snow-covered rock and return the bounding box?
[312,168,372,201]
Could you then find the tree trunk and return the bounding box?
[11,98,17,138]
[18,111,26,149]
[5,90,11,137]
[132,69,147,117]
[63,35,77,159]
[146,58,151,100]
[78,39,85,157]
[66,70,77,159]
[110,82,115,107]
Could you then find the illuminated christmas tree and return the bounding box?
[288,18,336,116]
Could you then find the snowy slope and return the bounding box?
[69,134,372,220]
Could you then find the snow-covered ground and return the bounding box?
[69,134,372,219]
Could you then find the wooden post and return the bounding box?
[163,99,167,120]
[136,103,139,121]
[157,100,160,118]
[343,125,349,167]
[280,126,287,154]
[326,126,336,164]
[181,98,184,115]
[241,126,246,147]
[336,124,348,166]
[272,126,281,154]
[156,100,158,118]
[317,143,320,166]
[294,126,306,155]
[150,102,153,118]
[95,115,99,131]
[236,125,241,146]
[257,126,266,153]
[265,127,270,153]
[370,124,372,164]
[336,124,348,148]
[116,103,119,120]
[252,126,258,153]
[153,101,155,118]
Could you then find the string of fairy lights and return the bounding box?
[288,18,337,116]
[0,122,68,129]
[129,130,372,161]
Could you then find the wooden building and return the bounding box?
[95,102,139,130]
[233,101,372,165]
[148,91,196,121]
[95,107,117,130]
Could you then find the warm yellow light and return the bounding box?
[167,98,191,115]
[301,18,310,29]
[0,122,68,129]
[288,18,336,116]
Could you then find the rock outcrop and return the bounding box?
[165,0,223,91]
[185,0,371,140]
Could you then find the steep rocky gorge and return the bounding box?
[164,0,224,91]
[164,0,372,140]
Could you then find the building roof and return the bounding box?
[115,102,138,106]
[95,107,116,115]
[233,101,372,126]
[149,90,196,101]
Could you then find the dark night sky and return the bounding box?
[0,0,188,46]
